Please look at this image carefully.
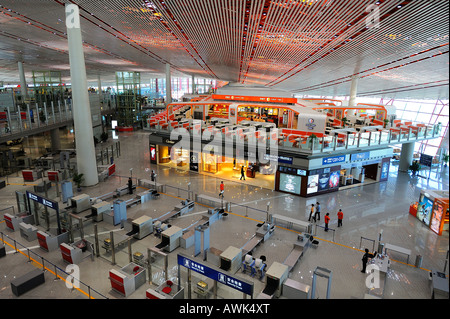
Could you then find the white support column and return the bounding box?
[165,63,172,105]
[18,61,28,99]
[65,4,98,186]
[191,74,195,94]
[97,74,103,102]
[348,76,359,116]
[399,141,415,172]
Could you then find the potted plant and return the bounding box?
[72,172,84,192]
[341,117,348,127]
[383,119,390,128]
[307,133,318,149]
[443,153,449,167]
[409,161,420,176]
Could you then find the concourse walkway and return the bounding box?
[0,130,448,299]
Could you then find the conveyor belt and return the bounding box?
[262,283,277,296]
[125,197,141,208]
[156,209,179,223]
[155,242,168,250]
[242,235,263,255]
[283,246,304,271]
[125,229,138,237]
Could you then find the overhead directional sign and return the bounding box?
[177,254,253,296]
[26,191,59,210]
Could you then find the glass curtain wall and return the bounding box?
[147,77,217,101]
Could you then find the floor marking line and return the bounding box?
[0,237,95,299]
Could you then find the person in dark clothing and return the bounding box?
[315,202,321,221]
[240,166,246,180]
[151,170,155,182]
[361,249,377,273]
[128,177,133,194]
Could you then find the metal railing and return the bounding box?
[0,231,108,299]
[145,122,442,155]
[0,100,73,140]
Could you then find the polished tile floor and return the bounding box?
[0,130,448,299]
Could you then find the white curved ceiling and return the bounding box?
[0,0,448,99]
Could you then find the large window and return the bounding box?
[387,99,449,157]
[297,94,449,157]
[147,77,217,101]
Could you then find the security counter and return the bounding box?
[109,263,146,297]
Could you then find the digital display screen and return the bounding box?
[150,144,157,164]
[417,195,433,226]
[279,173,301,195]
[307,175,319,194]
[318,173,330,191]
[329,171,340,188]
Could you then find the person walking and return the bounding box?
[308,204,315,222]
[315,202,321,221]
[324,213,330,231]
[151,170,156,182]
[240,166,246,180]
[337,209,344,227]
[361,249,377,273]
[128,177,133,195]
[219,181,224,196]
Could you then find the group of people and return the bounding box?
[308,202,344,231]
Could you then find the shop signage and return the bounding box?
[351,152,370,161]
[306,118,316,130]
[26,191,58,210]
[212,94,297,104]
[263,154,293,165]
[279,166,307,176]
[322,155,346,165]
[177,254,253,296]
[164,138,176,145]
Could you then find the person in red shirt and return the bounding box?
[337,209,343,227]
[324,213,330,231]
[219,181,224,196]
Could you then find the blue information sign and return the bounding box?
[350,152,370,161]
[26,191,59,210]
[322,155,346,165]
[177,254,253,296]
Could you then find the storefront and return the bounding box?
[149,138,190,171]
[274,148,393,197]
[150,133,393,197]
[148,134,277,189]
[410,190,449,235]
[199,150,276,189]
[275,165,341,197]
[336,150,391,187]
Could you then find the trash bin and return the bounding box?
[415,255,423,268]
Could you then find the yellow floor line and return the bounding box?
[148,189,431,271]
[6,183,38,186]
[2,186,431,279]
[0,237,94,299]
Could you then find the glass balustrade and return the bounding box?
[0,100,74,138]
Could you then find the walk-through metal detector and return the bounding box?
[311,266,332,299]
[26,191,62,234]
[194,224,210,261]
